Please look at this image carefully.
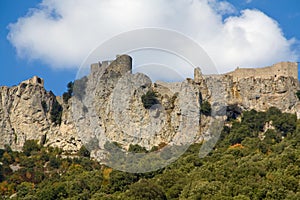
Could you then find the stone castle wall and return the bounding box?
[91,61,112,74]
[90,55,132,75]
[20,76,44,87]
[226,62,298,82]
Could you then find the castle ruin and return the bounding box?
[225,62,298,82]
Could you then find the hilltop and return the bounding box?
[0,55,299,155]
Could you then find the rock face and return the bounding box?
[72,55,202,153]
[0,55,299,153]
[220,62,299,116]
[0,76,80,152]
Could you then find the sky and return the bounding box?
[1,0,300,95]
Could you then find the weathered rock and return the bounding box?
[73,55,202,152]
[0,56,299,154]
[0,76,80,152]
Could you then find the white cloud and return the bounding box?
[208,0,236,15]
[8,0,298,73]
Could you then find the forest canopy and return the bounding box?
[1,107,300,199]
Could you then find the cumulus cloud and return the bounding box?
[8,0,298,73]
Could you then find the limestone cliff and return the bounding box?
[72,55,202,153]
[0,76,80,152]
[0,56,299,153]
[221,62,299,116]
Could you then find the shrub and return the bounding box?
[22,140,40,156]
[128,144,148,153]
[49,156,61,169]
[142,90,159,109]
[226,104,242,121]
[78,145,90,157]
[50,100,63,125]
[200,100,212,116]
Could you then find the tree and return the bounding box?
[62,81,74,104]
[264,129,281,144]
[228,125,252,145]
[22,140,40,156]
[17,182,34,198]
[49,155,61,169]
[272,113,296,136]
[126,179,167,200]
[78,145,90,157]
[242,109,266,132]
[101,170,138,194]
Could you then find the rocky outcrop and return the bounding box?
[0,76,80,152]
[0,56,299,154]
[201,74,300,115]
[72,55,202,153]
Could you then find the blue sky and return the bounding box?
[1,0,300,95]
[227,0,300,39]
[0,0,76,95]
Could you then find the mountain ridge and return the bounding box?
[0,55,299,156]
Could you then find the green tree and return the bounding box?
[242,109,266,132]
[101,170,138,194]
[49,155,61,169]
[272,113,296,136]
[228,125,252,145]
[126,179,167,200]
[62,81,74,104]
[22,140,40,156]
[17,182,34,198]
[264,129,281,144]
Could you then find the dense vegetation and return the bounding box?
[1,107,300,199]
